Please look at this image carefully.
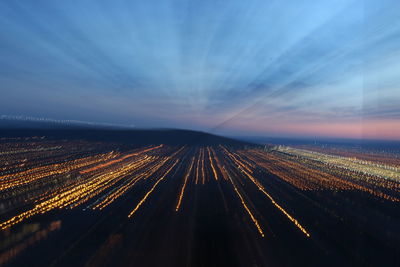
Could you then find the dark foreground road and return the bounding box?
[1,140,399,266]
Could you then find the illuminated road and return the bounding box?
[0,139,399,266]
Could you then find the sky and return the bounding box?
[0,0,399,140]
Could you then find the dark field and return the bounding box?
[1,135,400,267]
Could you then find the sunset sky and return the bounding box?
[0,0,399,140]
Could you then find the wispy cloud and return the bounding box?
[0,0,399,139]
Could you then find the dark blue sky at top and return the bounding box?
[0,0,399,138]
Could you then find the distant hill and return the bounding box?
[0,123,253,147]
[0,115,133,129]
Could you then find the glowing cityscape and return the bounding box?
[0,0,399,266]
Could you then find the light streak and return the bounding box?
[93,157,169,210]
[201,148,206,185]
[207,147,219,181]
[128,160,179,218]
[223,146,311,237]
[80,145,163,174]
[175,157,195,212]
[228,175,265,237]
[195,148,201,185]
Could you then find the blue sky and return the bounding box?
[0,0,399,139]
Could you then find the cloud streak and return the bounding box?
[0,0,399,139]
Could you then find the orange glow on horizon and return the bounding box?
[222,119,400,140]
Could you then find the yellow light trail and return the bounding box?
[201,148,206,185]
[243,164,310,237]
[93,157,167,210]
[249,176,309,237]
[210,147,228,181]
[207,147,219,181]
[223,146,311,238]
[175,157,195,212]
[128,160,179,218]
[195,149,201,185]
[0,156,152,229]
[80,145,163,174]
[219,145,253,174]
[0,152,116,191]
[228,175,265,237]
